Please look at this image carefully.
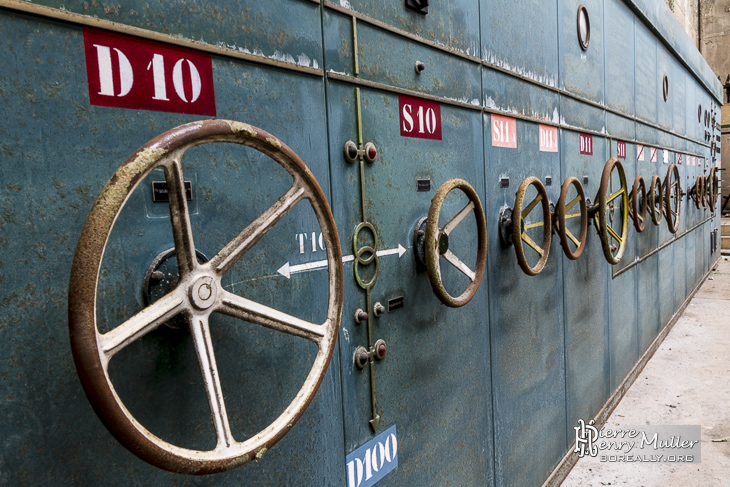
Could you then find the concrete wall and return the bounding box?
[699,0,730,85]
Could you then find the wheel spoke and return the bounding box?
[99,292,184,360]
[606,188,625,204]
[165,159,197,277]
[564,195,581,212]
[442,250,476,281]
[442,201,475,236]
[606,225,622,244]
[190,316,235,450]
[218,290,325,344]
[521,232,544,257]
[522,194,542,218]
[210,184,306,276]
[565,228,580,247]
[565,212,582,219]
[523,221,544,230]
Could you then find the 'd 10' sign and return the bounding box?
[399,95,442,140]
[83,28,216,116]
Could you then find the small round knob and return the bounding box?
[373,339,387,360]
[354,308,368,324]
[364,142,377,163]
[355,347,370,369]
[415,61,425,74]
[373,302,385,317]
[344,140,358,163]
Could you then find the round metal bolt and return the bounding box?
[189,276,217,310]
[374,339,387,360]
[354,308,368,324]
[373,302,385,317]
[415,61,426,74]
[355,347,370,369]
[150,270,164,281]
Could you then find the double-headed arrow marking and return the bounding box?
[277,244,407,279]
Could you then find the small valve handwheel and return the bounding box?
[421,179,487,307]
[68,120,344,474]
[648,175,663,225]
[513,176,552,275]
[629,176,647,233]
[555,176,588,260]
[691,175,703,209]
[594,158,628,265]
[664,163,681,234]
[708,168,719,212]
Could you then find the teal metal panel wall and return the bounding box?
[0,0,722,486]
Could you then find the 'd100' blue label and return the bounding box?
[345,425,398,487]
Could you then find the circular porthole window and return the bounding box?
[662,74,669,101]
[577,5,590,50]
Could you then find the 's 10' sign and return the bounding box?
[399,94,442,140]
[83,29,216,116]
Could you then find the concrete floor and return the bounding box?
[562,258,730,486]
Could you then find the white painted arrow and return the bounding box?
[277,244,407,279]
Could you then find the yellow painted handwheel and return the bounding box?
[594,158,628,265]
[629,175,647,233]
[708,168,719,213]
[648,175,663,225]
[555,176,588,260]
[691,175,703,209]
[68,120,344,474]
[512,176,552,275]
[664,163,681,234]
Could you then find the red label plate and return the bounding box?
[83,28,216,116]
[491,115,517,149]
[399,95,442,140]
[616,141,626,159]
[579,133,593,155]
[539,125,558,152]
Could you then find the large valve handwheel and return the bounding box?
[629,175,648,233]
[700,173,708,208]
[68,120,344,474]
[423,179,487,307]
[708,168,719,212]
[648,175,663,225]
[512,176,552,275]
[594,158,628,265]
[555,176,588,260]
[664,163,681,234]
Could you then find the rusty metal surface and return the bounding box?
[0,1,723,486]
